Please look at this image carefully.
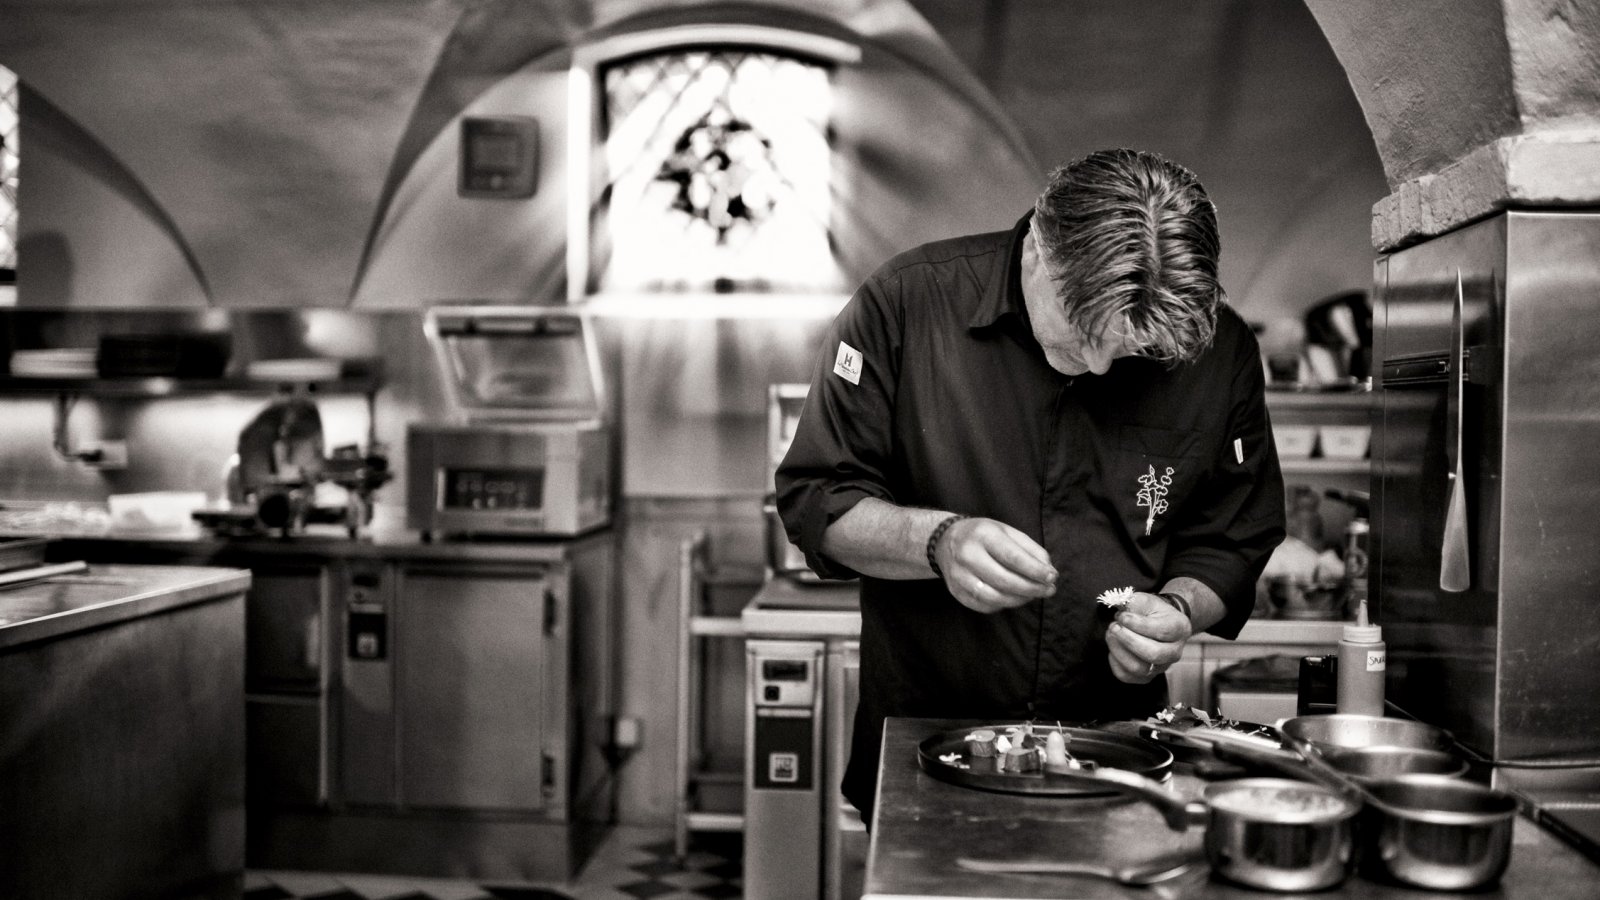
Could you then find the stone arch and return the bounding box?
[1306,0,1600,250]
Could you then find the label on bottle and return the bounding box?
[1366,649,1386,672]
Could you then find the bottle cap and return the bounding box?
[1343,622,1383,643]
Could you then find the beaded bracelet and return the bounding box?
[926,514,968,580]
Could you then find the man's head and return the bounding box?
[1023,148,1223,375]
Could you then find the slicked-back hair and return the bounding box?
[1031,148,1224,366]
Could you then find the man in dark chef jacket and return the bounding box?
[775,148,1286,824]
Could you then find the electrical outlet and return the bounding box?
[612,715,642,750]
[78,440,129,470]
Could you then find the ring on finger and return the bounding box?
[1146,661,1156,676]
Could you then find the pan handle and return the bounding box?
[1044,761,1207,831]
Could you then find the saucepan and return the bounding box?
[1143,720,1466,785]
[1272,722,1519,891]
[1360,773,1519,890]
[1055,765,1360,892]
[1175,719,1518,891]
[1278,713,1457,754]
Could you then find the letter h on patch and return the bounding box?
[833,341,863,385]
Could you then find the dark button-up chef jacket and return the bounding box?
[775,214,1287,821]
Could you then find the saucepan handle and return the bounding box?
[1045,761,1207,831]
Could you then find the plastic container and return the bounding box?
[1319,424,1371,459]
[1337,600,1385,715]
[1272,424,1317,459]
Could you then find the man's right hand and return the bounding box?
[934,517,1057,613]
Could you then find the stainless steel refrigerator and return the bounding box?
[1373,211,1600,793]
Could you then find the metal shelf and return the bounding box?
[676,532,748,862]
[1264,388,1373,410]
[0,375,382,397]
[1280,458,1370,476]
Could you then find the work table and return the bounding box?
[0,561,248,898]
[0,562,250,648]
[866,717,1600,900]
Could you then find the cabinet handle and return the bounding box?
[304,614,322,674]
[543,588,558,637]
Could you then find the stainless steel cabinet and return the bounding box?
[397,566,555,811]
[245,565,326,693]
[244,563,330,810]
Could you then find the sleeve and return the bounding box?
[774,270,905,580]
[1162,329,1287,638]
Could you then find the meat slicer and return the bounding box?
[200,387,391,537]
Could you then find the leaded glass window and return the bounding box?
[598,47,843,294]
[1,65,17,277]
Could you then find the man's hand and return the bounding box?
[933,517,1057,613]
[1107,592,1194,683]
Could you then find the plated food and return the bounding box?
[1145,703,1278,745]
[917,722,1173,796]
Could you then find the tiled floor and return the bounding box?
[244,826,743,900]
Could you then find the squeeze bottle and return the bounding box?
[1337,598,1386,716]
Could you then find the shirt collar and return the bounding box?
[968,211,1035,331]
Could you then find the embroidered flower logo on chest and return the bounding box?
[1135,464,1175,536]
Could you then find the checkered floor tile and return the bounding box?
[246,827,743,900]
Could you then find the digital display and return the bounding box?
[442,467,544,510]
[470,133,522,172]
[459,116,538,198]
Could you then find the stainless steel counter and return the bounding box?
[0,562,250,648]
[0,561,248,898]
[865,716,1600,900]
[37,527,609,564]
[742,576,860,637]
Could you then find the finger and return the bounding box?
[1105,639,1154,684]
[1108,620,1177,668]
[947,528,1054,598]
[957,548,1056,600]
[1115,601,1191,642]
[996,521,1053,566]
[991,523,1056,579]
[948,569,1027,614]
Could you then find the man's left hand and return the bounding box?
[1107,592,1193,684]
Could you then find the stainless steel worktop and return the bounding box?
[0,562,250,649]
[29,526,612,566]
[865,716,1600,900]
[742,576,860,637]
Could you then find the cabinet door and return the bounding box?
[246,565,326,693]
[396,567,551,811]
[246,694,325,807]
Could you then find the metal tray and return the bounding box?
[917,723,1172,796]
[0,537,49,574]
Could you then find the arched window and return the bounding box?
[571,26,859,306]
[0,64,17,281]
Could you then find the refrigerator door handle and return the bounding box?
[1440,270,1471,593]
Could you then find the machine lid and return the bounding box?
[425,305,607,423]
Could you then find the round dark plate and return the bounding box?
[917,724,1172,796]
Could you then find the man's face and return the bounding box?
[1021,228,1144,376]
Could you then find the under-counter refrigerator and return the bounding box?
[1372,211,1600,782]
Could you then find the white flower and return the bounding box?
[1097,586,1135,609]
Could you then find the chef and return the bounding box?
[775,148,1286,824]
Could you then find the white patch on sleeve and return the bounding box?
[833,341,863,385]
[1234,437,1244,465]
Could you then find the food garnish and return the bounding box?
[1097,586,1135,609]
[965,729,998,757]
[1148,702,1279,744]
